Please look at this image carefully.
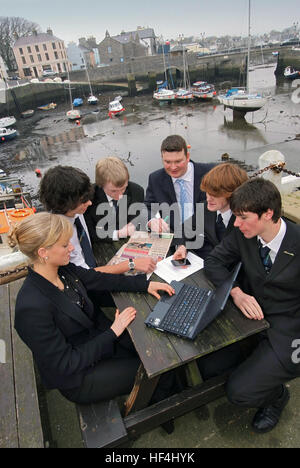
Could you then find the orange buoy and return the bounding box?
[35,168,42,178]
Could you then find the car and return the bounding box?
[42,70,56,77]
[7,75,20,80]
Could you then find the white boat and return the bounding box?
[217,0,267,115]
[0,116,16,128]
[192,81,217,100]
[87,95,98,105]
[0,127,17,142]
[175,45,193,101]
[66,68,81,121]
[175,88,193,100]
[153,87,176,101]
[284,66,300,80]
[108,97,125,116]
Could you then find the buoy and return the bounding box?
[76,120,80,126]
[35,168,42,178]
[187,144,191,149]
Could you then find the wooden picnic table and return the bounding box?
[79,240,270,446]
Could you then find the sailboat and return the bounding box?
[153,39,176,102]
[218,0,267,114]
[66,67,81,121]
[82,56,98,105]
[0,81,16,127]
[175,45,193,101]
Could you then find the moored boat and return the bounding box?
[284,66,300,80]
[73,98,83,107]
[218,87,267,113]
[108,96,125,116]
[21,109,35,119]
[175,88,193,100]
[0,127,17,142]
[67,109,81,121]
[37,103,57,110]
[0,116,16,128]
[87,95,98,105]
[192,81,217,99]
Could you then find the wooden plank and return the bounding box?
[9,279,44,448]
[282,193,300,224]
[124,364,159,416]
[0,284,18,448]
[77,400,128,448]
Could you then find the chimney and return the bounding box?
[47,28,53,36]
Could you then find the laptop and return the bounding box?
[145,262,241,340]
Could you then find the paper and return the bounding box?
[152,251,204,283]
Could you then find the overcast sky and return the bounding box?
[2,0,299,44]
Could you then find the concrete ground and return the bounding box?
[43,379,299,449]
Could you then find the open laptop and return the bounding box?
[145,262,241,340]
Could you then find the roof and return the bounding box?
[14,33,63,47]
[113,28,155,44]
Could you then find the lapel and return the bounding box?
[28,268,94,329]
[163,171,177,203]
[267,223,297,279]
[193,162,202,204]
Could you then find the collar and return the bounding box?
[217,209,232,228]
[171,162,194,184]
[258,218,286,255]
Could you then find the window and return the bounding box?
[35,45,39,52]
[54,51,58,59]
[43,44,47,51]
[27,46,32,53]
[38,54,42,62]
[19,48,23,55]
[45,53,49,60]
[108,46,112,54]
[23,68,32,77]
[30,55,34,63]
[22,56,26,64]
[52,42,56,49]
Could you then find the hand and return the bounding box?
[148,282,175,300]
[110,307,136,337]
[134,256,157,273]
[118,222,136,239]
[230,287,264,320]
[148,218,170,233]
[173,245,187,260]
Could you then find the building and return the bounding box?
[113,27,157,56]
[67,42,96,71]
[98,28,154,65]
[13,29,69,78]
[0,56,8,81]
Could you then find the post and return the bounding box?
[127,73,137,97]
[258,150,300,194]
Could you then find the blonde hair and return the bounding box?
[95,156,129,187]
[8,212,73,261]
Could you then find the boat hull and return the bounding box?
[67,110,81,120]
[0,117,16,128]
[0,129,17,142]
[218,95,267,113]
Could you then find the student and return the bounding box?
[144,134,214,235]
[11,212,175,404]
[39,165,156,275]
[173,163,248,261]
[204,178,300,433]
[84,156,144,244]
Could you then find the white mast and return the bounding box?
[247,0,251,94]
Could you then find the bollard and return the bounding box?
[258,150,300,194]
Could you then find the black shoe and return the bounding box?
[252,386,290,434]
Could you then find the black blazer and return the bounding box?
[204,220,300,375]
[14,264,148,390]
[84,182,144,244]
[144,160,215,232]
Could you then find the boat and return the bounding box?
[284,66,300,80]
[175,45,193,101]
[0,176,35,257]
[73,98,83,107]
[192,81,217,100]
[84,59,99,105]
[37,103,57,110]
[87,95,98,105]
[0,116,16,128]
[153,81,176,101]
[0,127,17,142]
[108,96,125,117]
[66,68,81,121]
[21,109,34,119]
[217,0,267,115]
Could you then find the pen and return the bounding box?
[163,216,169,223]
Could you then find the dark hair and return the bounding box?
[161,135,188,156]
[39,166,94,214]
[230,178,282,222]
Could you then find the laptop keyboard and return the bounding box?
[160,284,210,337]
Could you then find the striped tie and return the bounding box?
[176,179,189,222]
[258,240,272,274]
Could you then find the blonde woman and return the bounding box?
[11,212,174,404]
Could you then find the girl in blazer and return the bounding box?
[11,213,174,404]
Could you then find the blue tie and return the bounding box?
[74,217,97,268]
[176,179,189,222]
[258,240,272,274]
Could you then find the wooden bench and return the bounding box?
[0,279,44,448]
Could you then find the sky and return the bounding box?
[1,0,299,44]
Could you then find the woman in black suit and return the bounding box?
[11,213,174,404]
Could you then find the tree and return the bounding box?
[0,16,41,71]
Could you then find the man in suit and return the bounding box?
[144,135,214,242]
[84,156,144,244]
[205,178,300,433]
[173,162,248,260]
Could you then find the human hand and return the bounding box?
[118,222,136,239]
[230,287,264,320]
[110,307,136,337]
[134,256,157,273]
[148,218,170,233]
[173,245,187,260]
[147,282,175,300]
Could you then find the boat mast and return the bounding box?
[247,0,251,94]
[66,63,73,110]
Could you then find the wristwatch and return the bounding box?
[128,258,135,271]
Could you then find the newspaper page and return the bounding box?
[107,231,174,275]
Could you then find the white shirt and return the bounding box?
[172,162,195,220]
[257,218,286,264]
[217,209,232,228]
[64,214,92,269]
[105,194,120,241]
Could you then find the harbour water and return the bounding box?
[0,65,299,206]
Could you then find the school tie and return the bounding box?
[258,240,272,274]
[112,199,119,229]
[176,179,189,222]
[216,213,226,241]
[74,217,97,268]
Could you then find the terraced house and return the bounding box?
[13,29,69,79]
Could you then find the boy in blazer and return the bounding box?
[205,178,300,433]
